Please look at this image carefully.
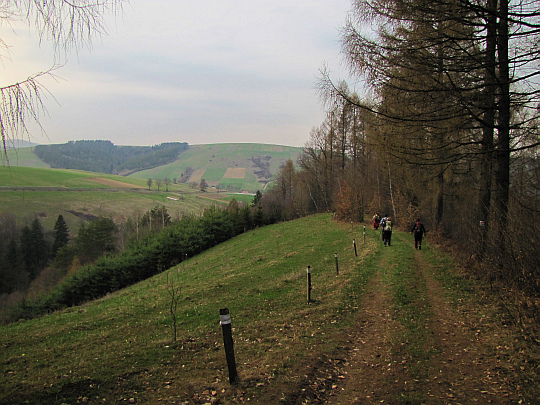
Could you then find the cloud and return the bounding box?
[1,0,353,147]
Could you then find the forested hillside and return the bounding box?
[34,140,188,175]
[262,1,539,302]
[0,166,230,306]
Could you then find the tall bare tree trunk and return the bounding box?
[494,0,511,255]
[434,169,444,229]
[387,162,397,222]
[478,0,497,259]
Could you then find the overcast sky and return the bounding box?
[2,1,354,148]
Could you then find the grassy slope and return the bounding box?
[3,143,302,192]
[0,166,223,231]
[2,147,50,168]
[128,143,302,192]
[0,216,537,404]
[0,215,375,405]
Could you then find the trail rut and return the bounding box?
[325,247,520,404]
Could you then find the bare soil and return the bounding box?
[84,177,146,188]
[223,168,247,179]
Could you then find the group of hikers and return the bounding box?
[372,213,426,249]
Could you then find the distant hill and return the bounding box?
[34,140,188,175]
[3,141,304,193]
[4,139,39,149]
[2,144,49,168]
[127,143,303,192]
[0,166,223,231]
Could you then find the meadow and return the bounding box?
[0,166,227,231]
[128,143,302,192]
[1,215,537,404]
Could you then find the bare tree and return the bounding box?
[164,177,171,192]
[199,178,208,192]
[321,0,539,232]
[166,272,181,342]
[1,0,125,160]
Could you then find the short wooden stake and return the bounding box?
[353,239,357,257]
[307,265,312,303]
[334,253,339,276]
[363,225,366,243]
[219,308,238,384]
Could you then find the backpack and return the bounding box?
[414,222,423,236]
[384,220,392,231]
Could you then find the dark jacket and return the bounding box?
[411,221,426,239]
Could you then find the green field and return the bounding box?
[2,143,302,193]
[128,143,302,192]
[2,147,50,168]
[0,166,226,231]
[0,215,372,404]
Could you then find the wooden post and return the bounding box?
[334,253,339,276]
[363,225,366,243]
[219,308,238,384]
[353,239,357,257]
[307,265,312,303]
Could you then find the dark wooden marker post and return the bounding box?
[307,265,312,303]
[219,308,238,384]
[334,253,339,276]
[353,239,357,257]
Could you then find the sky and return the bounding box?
[1,1,355,148]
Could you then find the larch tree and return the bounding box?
[0,0,125,160]
[321,0,539,239]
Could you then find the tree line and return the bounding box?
[261,0,539,296]
[0,214,116,298]
[0,195,273,323]
[34,140,189,175]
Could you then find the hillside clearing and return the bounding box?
[83,177,146,189]
[223,168,247,179]
[0,215,537,404]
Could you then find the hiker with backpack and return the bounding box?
[410,218,426,249]
[379,215,387,241]
[382,216,393,246]
[373,213,381,230]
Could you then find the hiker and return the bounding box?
[382,216,393,246]
[373,213,381,230]
[379,215,388,241]
[410,218,426,249]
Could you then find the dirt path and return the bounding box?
[414,251,518,404]
[328,271,409,404]
[326,248,520,404]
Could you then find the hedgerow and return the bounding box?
[9,205,266,321]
